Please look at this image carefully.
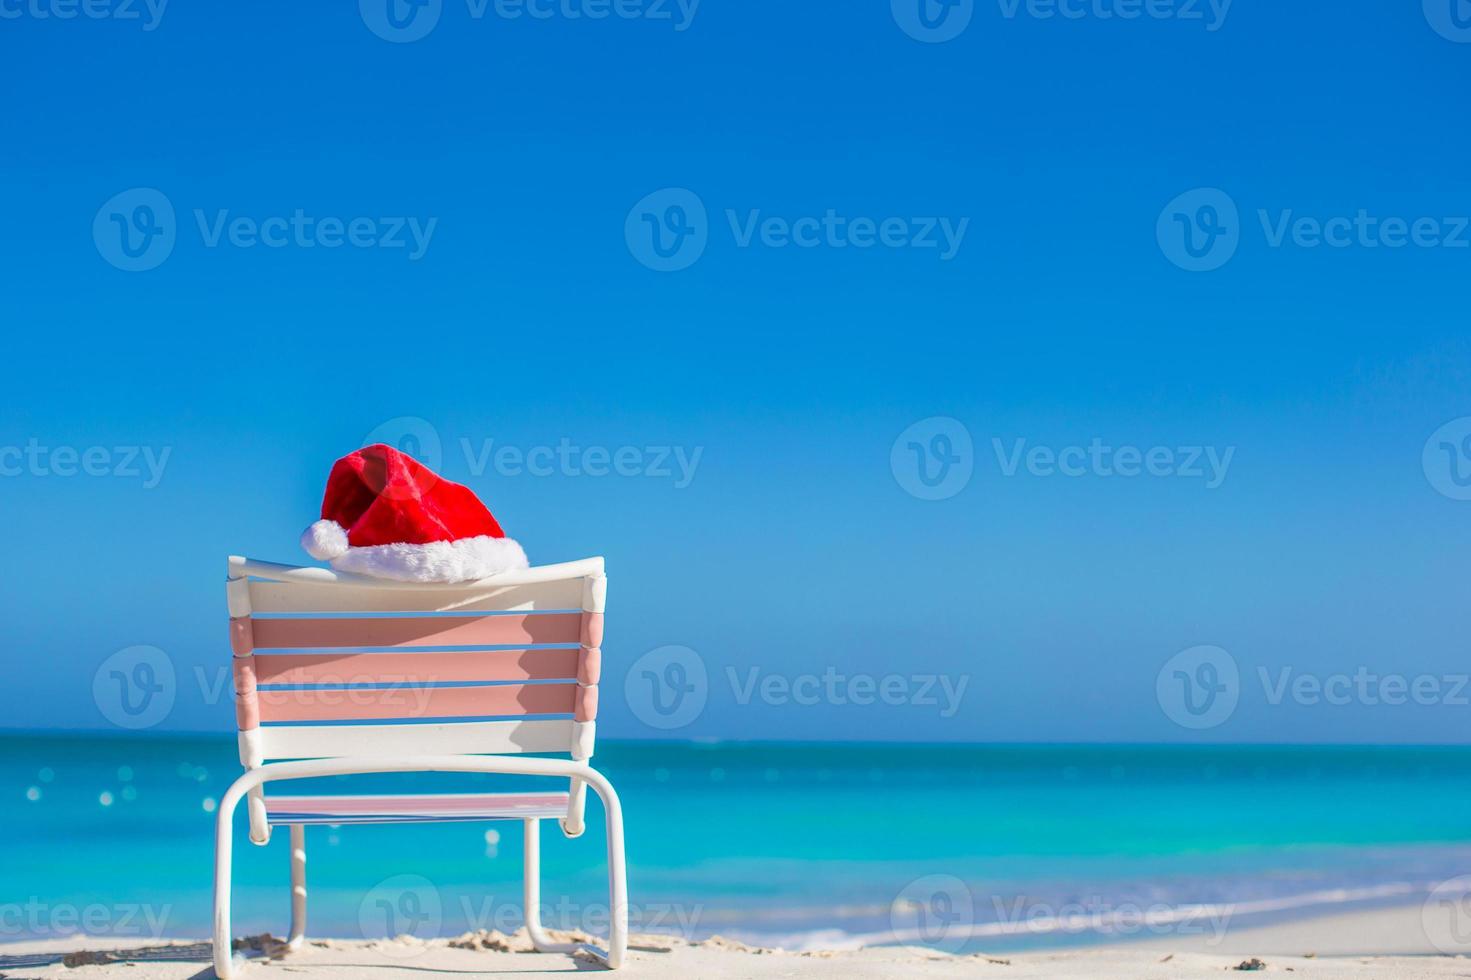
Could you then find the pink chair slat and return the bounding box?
[580,612,604,648]
[230,617,255,655]
[235,693,261,731]
[574,685,598,723]
[233,656,261,730]
[578,647,602,686]
[267,793,570,815]
[252,649,579,686]
[255,681,578,723]
[248,612,583,650]
[264,792,572,824]
[233,656,258,694]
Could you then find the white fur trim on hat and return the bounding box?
[301,520,350,561]
[328,535,529,584]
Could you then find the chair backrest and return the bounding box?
[225,556,605,775]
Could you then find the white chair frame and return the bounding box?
[212,557,626,978]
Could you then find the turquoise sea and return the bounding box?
[4,733,1471,953]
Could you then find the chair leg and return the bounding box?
[522,776,629,971]
[524,818,569,952]
[590,775,628,970]
[212,786,243,979]
[287,824,307,951]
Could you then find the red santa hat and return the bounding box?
[300,444,528,583]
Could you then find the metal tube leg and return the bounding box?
[287,824,306,951]
[524,819,548,949]
[525,818,577,953]
[213,784,245,979]
[560,777,587,838]
[548,770,629,969]
[590,777,628,969]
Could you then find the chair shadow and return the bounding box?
[3,939,667,976]
[0,941,213,969]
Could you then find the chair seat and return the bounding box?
[266,791,571,825]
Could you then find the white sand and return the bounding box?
[2,904,1466,979]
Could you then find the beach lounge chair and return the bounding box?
[212,555,624,978]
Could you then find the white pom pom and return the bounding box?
[301,520,349,561]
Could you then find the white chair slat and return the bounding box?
[255,718,577,761]
[247,577,585,614]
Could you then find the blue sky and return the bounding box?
[2,1,1470,743]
